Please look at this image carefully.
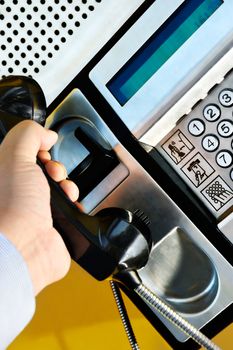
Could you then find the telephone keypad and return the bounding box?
[158,70,233,218]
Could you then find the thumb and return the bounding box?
[0,120,58,163]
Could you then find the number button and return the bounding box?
[230,169,233,181]
[203,104,221,122]
[188,119,205,136]
[216,150,233,168]
[202,134,219,152]
[218,89,233,107]
[217,120,233,138]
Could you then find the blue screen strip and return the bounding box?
[107,0,223,106]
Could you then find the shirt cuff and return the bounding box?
[0,233,35,350]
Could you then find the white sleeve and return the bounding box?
[0,233,35,350]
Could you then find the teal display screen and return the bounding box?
[106,0,223,105]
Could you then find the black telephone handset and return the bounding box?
[0,75,151,284]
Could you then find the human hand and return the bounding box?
[0,120,79,295]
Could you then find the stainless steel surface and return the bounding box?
[135,283,221,350]
[139,228,218,314]
[90,0,233,137]
[46,90,129,211]
[47,90,233,342]
[0,0,144,104]
[218,212,233,244]
[51,118,90,174]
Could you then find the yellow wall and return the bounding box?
[9,262,232,350]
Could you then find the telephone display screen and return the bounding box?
[106,0,223,105]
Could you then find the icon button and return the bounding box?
[188,119,205,136]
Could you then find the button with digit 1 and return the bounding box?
[217,119,233,138]
[203,104,221,122]
[218,89,233,107]
[188,119,205,136]
[202,134,219,152]
[216,150,233,168]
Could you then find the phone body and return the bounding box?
[1,1,233,349]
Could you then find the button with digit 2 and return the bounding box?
[203,104,221,122]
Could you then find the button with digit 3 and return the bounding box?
[217,119,233,138]
[216,150,233,168]
[202,134,219,152]
[218,89,233,107]
[203,104,221,122]
[188,119,205,136]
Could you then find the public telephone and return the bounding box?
[1,0,233,349]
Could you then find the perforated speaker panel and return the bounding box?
[0,0,144,103]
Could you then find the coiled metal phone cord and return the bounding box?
[135,283,221,350]
[110,281,140,350]
[110,280,221,350]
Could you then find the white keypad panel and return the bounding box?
[158,70,233,219]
